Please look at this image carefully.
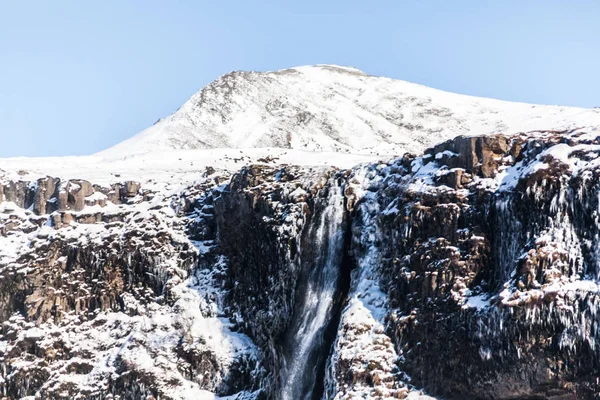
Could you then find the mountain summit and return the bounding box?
[99,64,600,157]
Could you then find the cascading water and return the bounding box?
[280,179,347,400]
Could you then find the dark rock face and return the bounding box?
[215,166,305,350]
[359,131,600,399]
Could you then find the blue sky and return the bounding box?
[1,1,598,157]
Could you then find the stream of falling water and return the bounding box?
[280,180,346,400]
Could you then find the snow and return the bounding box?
[97,65,600,158]
[497,141,600,192]
[406,392,439,400]
[85,191,108,201]
[0,148,380,194]
[435,150,458,160]
[0,202,35,266]
[464,293,491,310]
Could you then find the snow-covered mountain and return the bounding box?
[2,66,600,400]
[99,64,600,158]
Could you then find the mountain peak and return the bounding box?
[98,66,600,158]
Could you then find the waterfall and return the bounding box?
[280,179,347,400]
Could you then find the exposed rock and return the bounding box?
[427,134,510,178]
[435,168,468,189]
[67,179,94,211]
[121,181,141,198]
[2,180,32,209]
[33,176,59,215]
[2,129,600,399]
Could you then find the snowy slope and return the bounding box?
[99,64,600,158]
[0,148,381,193]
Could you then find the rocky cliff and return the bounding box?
[2,127,600,399]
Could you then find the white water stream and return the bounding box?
[280,181,346,400]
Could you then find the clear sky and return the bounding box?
[1,1,598,157]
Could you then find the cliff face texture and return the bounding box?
[2,128,600,399]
